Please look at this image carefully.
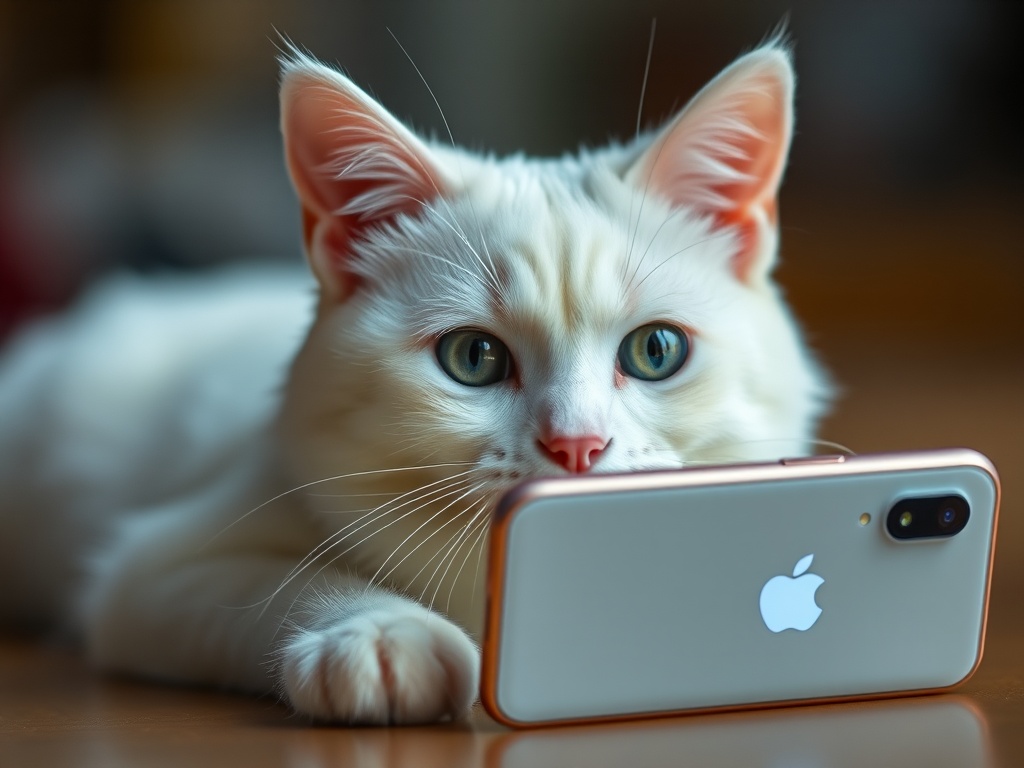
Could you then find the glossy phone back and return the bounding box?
[481,449,1000,727]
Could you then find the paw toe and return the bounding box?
[282,610,478,724]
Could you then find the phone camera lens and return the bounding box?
[887,495,970,539]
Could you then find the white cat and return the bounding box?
[0,40,826,724]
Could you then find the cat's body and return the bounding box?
[0,268,313,623]
[0,41,826,723]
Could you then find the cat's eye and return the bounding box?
[436,330,513,387]
[618,324,689,381]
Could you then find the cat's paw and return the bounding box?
[280,607,479,724]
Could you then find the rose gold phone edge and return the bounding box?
[480,447,1001,729]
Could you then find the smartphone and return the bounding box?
[480,448,1000,727]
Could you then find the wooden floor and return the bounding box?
[2,582,1023,768]
[2,202,1023,766]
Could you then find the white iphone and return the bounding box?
[480,448,1000,727]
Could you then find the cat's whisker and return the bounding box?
[618,20,659,284]
[292,475,475,573]
[386,442,445,466]
[625,207,684,289]
[256,473,478,617]
[208,461,475,545]
[377,419,446,444]
[298,475,477,585]
[622,169,656,285]
[306,491,396,499]
[449,513,491,613]
[468,202,499,291]
[406,445,446,466]
[468,507,491,608]
[380,426,436,446]
[387,28,455,150]
[671,442,847,466]
[416,201,502,293]
[383,31,503,296]
[808,439,856,455]
[399,193,490,286]
[636,19,657,139]
[379,432,450,463]
[257,477,475,622]
[365,481,488,591]
[308,32,450,213]
[632,232,734,292]
[732,437,857,456]
[622,90,683,285]
[387,244,495,292]
[618,21,659,286]
[273,471,478,594]
[401,496,488,596]
[388,427,473,459]
[418,496,491,608]
[442,499,494,614]
[677,458,742,466]
[660,437,857,468]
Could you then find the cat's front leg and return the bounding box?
[82,491,479,725]
[280,589,478,724]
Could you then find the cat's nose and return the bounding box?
[539,435,609,474]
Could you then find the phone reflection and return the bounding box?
[486,697,991,768]
[281,697,991,768]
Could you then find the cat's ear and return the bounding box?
[280,51,449,301]
[625,44,794,285]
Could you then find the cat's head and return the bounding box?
[276,42,827,513]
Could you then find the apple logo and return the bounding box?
[759,554,825,633]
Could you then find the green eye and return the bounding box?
[618,324,689,381]
[436,330,513,387]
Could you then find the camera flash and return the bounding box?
[859,513,871,526]
[899,511,913,527]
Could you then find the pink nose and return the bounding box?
[539,435,609,474]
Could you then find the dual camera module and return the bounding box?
[886,495,970,539]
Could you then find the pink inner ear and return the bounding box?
[647,64,791,219]
[629,48,794,283]
[281,64,447,300]
[286,84,441,220]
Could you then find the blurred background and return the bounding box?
[0,1,1021,587]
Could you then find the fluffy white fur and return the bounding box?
[0,42,826,724]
